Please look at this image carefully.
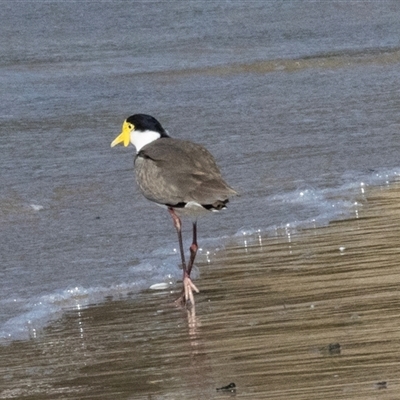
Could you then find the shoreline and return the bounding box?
[2,182,400,399]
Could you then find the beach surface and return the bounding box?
[1,181,400,399]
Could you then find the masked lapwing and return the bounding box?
[111,114,237,307]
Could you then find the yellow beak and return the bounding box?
[111,120,132,147]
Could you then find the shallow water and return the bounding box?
[1,1,400,341]
[1,182,400,399]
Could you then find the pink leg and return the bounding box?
[168,208,199,306]
[168,207,186,270]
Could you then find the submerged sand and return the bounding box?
[2,182,400,399]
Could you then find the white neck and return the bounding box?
[131,130,161,152]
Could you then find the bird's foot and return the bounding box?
[175,274,199,308]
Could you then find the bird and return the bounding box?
[111,114,237,307]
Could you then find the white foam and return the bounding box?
[235,167,400,239]
[0,262,181,344]
[29,204,44,211]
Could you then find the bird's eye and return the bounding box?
[128,124,133,130]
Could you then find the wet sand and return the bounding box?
[2,182,400,399]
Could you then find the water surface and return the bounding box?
[1,1,400,341]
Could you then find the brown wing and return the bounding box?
[134,138,236,206]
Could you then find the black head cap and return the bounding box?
[126,114,169,137]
